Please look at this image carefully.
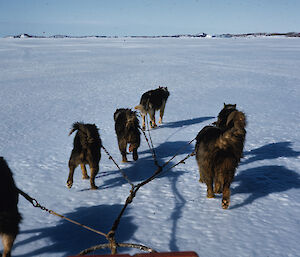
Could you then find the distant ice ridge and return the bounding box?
[4,32,300,39]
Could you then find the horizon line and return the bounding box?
[3,31,300,39]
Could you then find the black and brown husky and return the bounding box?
[67,122,102,189]
[114,108,141,162]
[195,109,246,209]
[0,157,22,257]
[135,86,170,130]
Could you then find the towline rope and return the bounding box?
[101,144,134,188]
[17,188,108,238]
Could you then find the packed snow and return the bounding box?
[0,37,300,257]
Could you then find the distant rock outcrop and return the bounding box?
[217,32,300,38]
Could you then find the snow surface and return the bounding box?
[0,37,300,257]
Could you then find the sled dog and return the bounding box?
[0,157,22,257]
[67,122,102,189]
[114,108,141,162]
[135,86,170,130]
[195,110,246,209]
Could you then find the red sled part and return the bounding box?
[69,251,199,257]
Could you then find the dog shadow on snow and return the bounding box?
[242,141,300,165]
[14,204,137,257]
[159,116,214,129]
[231,141,300,209]
[231,165,300,209]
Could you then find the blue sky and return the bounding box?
[0,0,299,37]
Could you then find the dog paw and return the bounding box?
[91,185,98,190]
[66,181,73,188]
[82,175,90,180]
[222,199,230,209]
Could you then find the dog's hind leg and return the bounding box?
[1,233,16,257]
[89,166,99,190]
[196,156,205,183]
[129,143,139,161]
[121,152,128,163]
[67,161,78,188]
[222,182,231,209]
[198,167,205,183]
[221,162,235,209]
[149,109,157,128]
[118,139,128,162]
[214,181,222,194]
[141,113,146,130]
[132,148,138,161]
[214,174,223,194]
[159,101,166,124]
[80,164,89,179]
[204,175,215,198]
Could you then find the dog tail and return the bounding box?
[134,104,145,113]
[69,122,101,146]
[68,122,82,136]
[126,110,140,130]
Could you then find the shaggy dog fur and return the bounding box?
[213,103,237,129]
[195,110,246,209]
[67,122,102,190]
[0,157,21,257]
[135,86,170,130]
[114,108,141,162]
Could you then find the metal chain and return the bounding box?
[101,144,135,188]
[17,188,108,238]
[140,127,159,167]
[162,137,196,168]
[145,115,158,163]
[79,242,157,256]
